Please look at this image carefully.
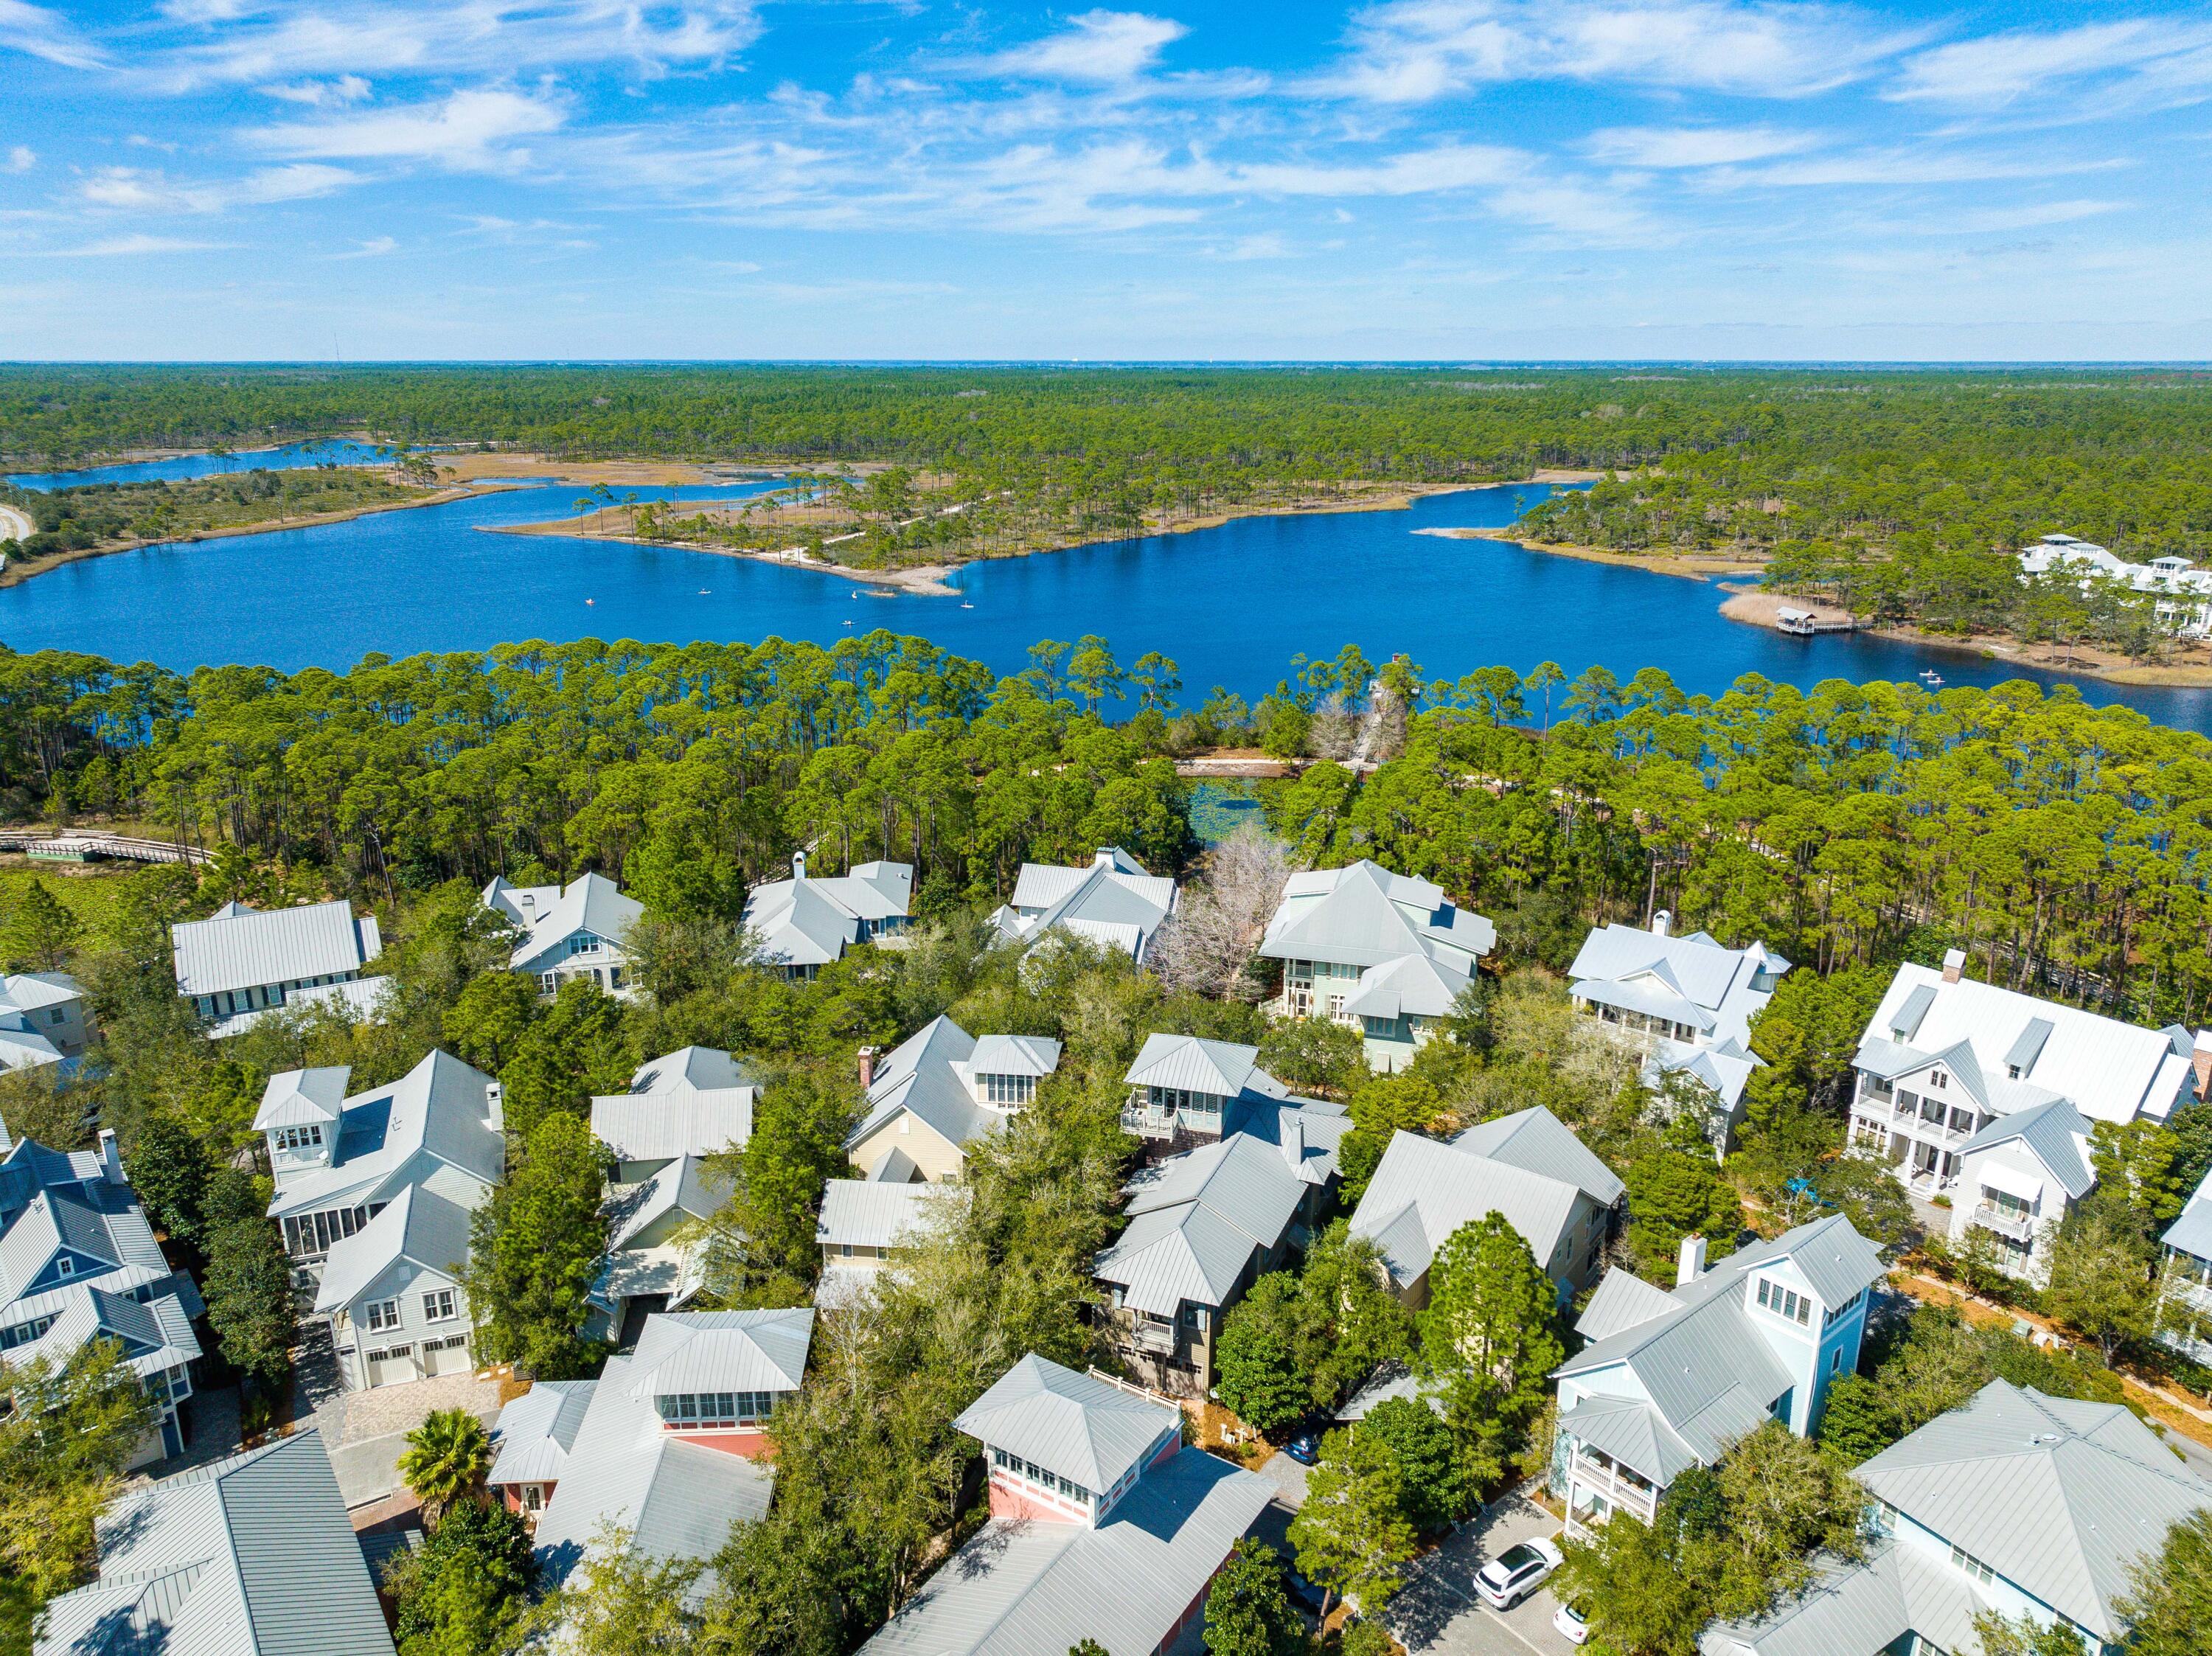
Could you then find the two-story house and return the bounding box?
[0,971,94,1073]
[860,1354,1275,1656]
[485,872,644,995]
[1118,1032,1353,1177]
[1348,1105,1627,1312]
[487,1379,597,1523]
[814,1179,963,1310]
[1256,859,1495,1072]
[171,897,384,1037]
[1552,1214,1885,1542]
[1849,953,2202,1263]
[987,846,1180,964]
[1705,1380,2212,1656]
[1094,1131,1321,1395]
[532,1309,811,1601]
[260,1052,502,1389]
[0,1132,204,1466]
[2157,1168,2212,1365]
[33,1430,395,1656]
[1568,915,1790,1144]
[845,1017,1063,1183]
[741,853,913,980]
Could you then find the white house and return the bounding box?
[845,1017,1063,1183]
[1707,1380,2212,1656]
[1348,1106,1626,1311]
[2157,1168,2212,1365]
[2019,532,2212,639]
[532,1309,812,1602]
[171,898,383,1037]
[1849,952,2202,1229]
[485,872,643,995]
[1568,914,1790,1143]
[988,846,1179,963]
[1256,860,1495,1071]
[0,972,92,1072]
[860,1355,1274,1656]
[0,1132,203,1467]
[1553,1214,1885,1542]
[741,854,913,979]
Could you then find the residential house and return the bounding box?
[171,897,383,1037]
[1705,1380,2212,1656]
[487,1379,597,1522]
[860,1355,1274,1656]
[260,1051,502,1391]
[485,871,643,995]
[532,1309,812,1599]
[1347,1105,1627,1311]
[845,1016,1063,1182]
[590,1046,757,1185]
[2157,1167,2212,1365]
[988,846,1179,963]
[1552,1214,1885,1542]
[815,1178,962,1309]
[1849,952,2201,1266]
[1094,1131,1317,1395]
[2020,532,2212,639]
[1568,914,1790,1143]
[741,853,913,979]
[0,971,93,1072]
[0,1132,203,1466]
[1256,859,1495,1071]
[33,1430,395,1656]
[1118,1032,1352,1175]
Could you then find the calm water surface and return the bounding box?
[5,460,2211,733]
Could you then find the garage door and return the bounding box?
[366,1344,417,1387]
[422,1335,473,1377]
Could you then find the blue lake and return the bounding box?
[5,457,2212,734]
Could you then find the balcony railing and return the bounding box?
[1970,1204,2038,1243]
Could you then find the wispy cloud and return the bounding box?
[248,87,566,170]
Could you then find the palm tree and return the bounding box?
[397,1408,493,1526]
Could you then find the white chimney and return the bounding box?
[98,1127,125,1186]
[793,849,807,881]
[1651,909,1672,938]
[1676,1234,1707,1287]
[1942,947,1966,984]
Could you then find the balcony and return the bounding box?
[1970,1204,2039,1244]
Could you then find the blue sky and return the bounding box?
[2,1,2208,360]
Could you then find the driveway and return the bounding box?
[1391,1492,1578,1656]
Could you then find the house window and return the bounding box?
[365,1298,402,1333]
[422,1289,457,1323]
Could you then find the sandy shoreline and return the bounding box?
[0,484,522,589]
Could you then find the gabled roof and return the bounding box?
[1452,1105,1626,1208]
[607,1154,730,1253]
[253,1065,351,1132]
[1957,1096,2095,1200]
[742,861,912,968]
[816,1179,958,1251]
[265,1049,501,1219]
[171,899,383,999]
[312,1185,475,1314]
[1347,1130,1587,1289]
[1259,859,1495,970]
[487,1379,597,1489]
[35,1430,394,1656]
[1856,1380,2212,1641]
[953,1354,1178,1494]
[860,1444,1273,1656]
[507,872,643,971]
[625,1308,815,1397]
[1856,963,2196,1127]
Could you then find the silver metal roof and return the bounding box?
[625,1307,815,1397]
[1855,1380,2212,1641]
[860,1446,1273,1656]
[953,1354,1178,1493]
[37,1430,394,1656]
[170,899,382,998]
[487,1379,597,1489]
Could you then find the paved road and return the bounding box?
[0,504,32,544]
[1392,1494,1579,1656]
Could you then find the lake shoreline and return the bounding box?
[0,483,524,589]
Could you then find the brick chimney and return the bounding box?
[858,1046,877,1090]
[1676,1234,1707,1287]
[1942,947,1966,984]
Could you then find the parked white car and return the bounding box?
[1473,1536,1563,1610]
[1554,1596,1591,1644]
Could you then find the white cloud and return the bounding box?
[0,0,105,69]
[1585,125,1822,168]
[1318,0,1916,104]
[248,87,566,170]
[4,147,33,174]
[1888,20,2212,107]
[984,11,1188,83]
[79,161,356,213]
